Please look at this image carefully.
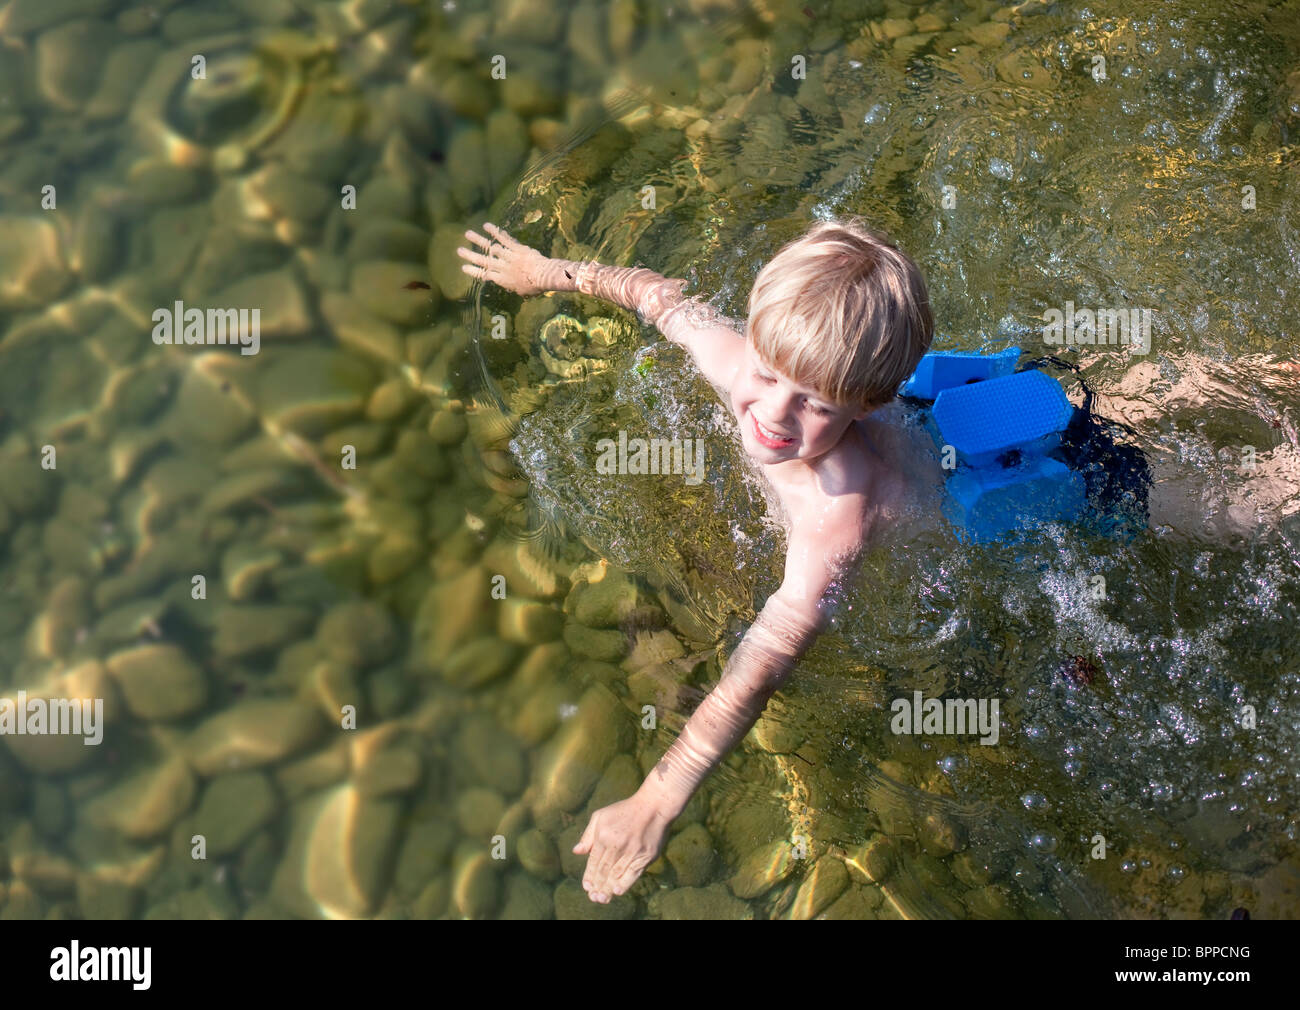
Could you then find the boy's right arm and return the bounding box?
[547,257,746,397]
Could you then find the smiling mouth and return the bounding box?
[752,412,796,448]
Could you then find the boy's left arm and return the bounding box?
[574,495,868,902]
[636,504,867,816]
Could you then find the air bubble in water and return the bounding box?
[1029,833,1058,853]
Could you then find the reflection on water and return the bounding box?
[1,0,1298,920]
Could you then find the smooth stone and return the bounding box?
[819,883,876,920]
[220,541,281,601]
[413,563,493,665]
[71,201,121,281]
[949,850,995,888]
[185,698,326,776]
[347,218,430,264]
[316,599,399,669]
[729,838,795,899]
[125,160,206,206]
[411,876,449,919]
[319,421,392,460]
[665,822,717,887]
[846,834,897,884]
[319,291,404,364]
[393,816,457,897]
[273,741,349,800]
[995,48,1053,89]
[455,787,506,839]
[105,643,207,721]
[456,715,526,794]
[427,223,475,301]
[85,756,196,840]
[500,871,553,919]
[354,176,417,220]
[257,348,375,437]
[530,683,634,818]
[75,876,139,919]
[365,378,418,421]
[163,364,257,448]
[567,568,640,627]
[302,656,360,724]
[355,746,422,798]
[620,629,684,674]
[964,883,1017,918]
[553,878,634,920]
[499,50,565,117]
[918,810,968,858]
[34,18,115,110]
[649,883,752,920]
[185,226,288,299]
[32,780,70,838]
[246,164,332,222]
[562,623,627,661]
[1,661,121,774]
[497,598,564,646]
[484,107,529,195]
[510,681,571,747]
[211,604,315,660]
[441,637,519,689]
[481,535,564,602]
[208,268,312,338]
[405,322,445,368]
[200,467,308,517]
[450,846,500,919]
[85,37,161,120]
[911,852,957,892]
[968,21,1011,47]
[585,753,641,815]
[1,0,113,34]
[350,260,440,326]
[367,665,410,721]
[789,856,849,919]
[426,408,467,446]
[192,771,276,857]
[0,452,58,516]
[0,216,71,310]
[272,785,401,919]
[516,828,561,882]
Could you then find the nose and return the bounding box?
[756,385,797,426]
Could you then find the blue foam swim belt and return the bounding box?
[898,345,1088,543]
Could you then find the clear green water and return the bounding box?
[1,0,1298,920]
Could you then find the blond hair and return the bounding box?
[746,216,934,412]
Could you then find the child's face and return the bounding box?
[731,342,868,464]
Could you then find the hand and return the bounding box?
[457,222,555,296]
[572,790,675,903]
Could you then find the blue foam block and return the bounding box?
[900,345,1021,400]
[944,456,1087,544]
[932,369,1075,467]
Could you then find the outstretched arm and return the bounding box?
[548,257,746,396]
[458,223,745,396]
[574,494,869,903]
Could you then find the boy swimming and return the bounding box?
[459,215,943,903]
